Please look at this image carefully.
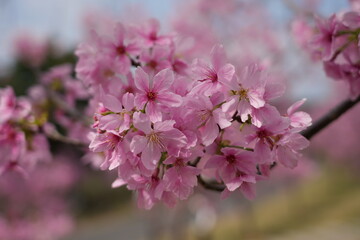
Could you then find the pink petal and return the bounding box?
[130,135,147,154]
[210,44,227,72]
[218,63,235,84]
[133,112,152,134]
[248,90,265,109]
[147,102,162,122]
[255,140,273,164]
[154,120,175,132]
[113,23,125,44]
[237,100,252,122]
[98,114,122,130]
[112,178,126,188]
[199,118,219,146]
[240,182,256,200]
[205,155,224,169]
[141,142,161,170]
[287,98,307,116]
[153,68,174,91]
[100,88,123,112]
[290,111,312,128]
[134,68,150,92]
[122,93,135,111]
[157,92,183,107]
[276,146,298,169]
[213,109,231,129]
[225,178,243,192]
[264,83,285,101]
[287,134,309,151]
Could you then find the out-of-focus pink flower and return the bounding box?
[13,33,48,67]
[136,19,173,47]
[139,46,172,75]
[191,44,235,96]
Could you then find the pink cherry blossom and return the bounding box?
[136,19,173,47]
[134,68,183,122]
[101,23,141,75]
[205,148,257,193]
[191,44,235,96]
[161,156,201,200]
[130,112,187,170]
[186,93,231,146]
[222,64,267,125]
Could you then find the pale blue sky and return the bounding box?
[0,0,349,67]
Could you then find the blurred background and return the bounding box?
[1,0,360,240]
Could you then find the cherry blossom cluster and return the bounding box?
[0,160,76,240]
[77,19,312,209]
[0,86,51,176]
[293,3,360,99]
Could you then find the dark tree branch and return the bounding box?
[197,176,225,192]
[301,95,360,140]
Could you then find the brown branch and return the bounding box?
[301,95,360,140]
[197,176,225,192]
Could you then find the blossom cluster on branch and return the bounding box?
[0,87,51,176]
[77,19,312,209]
[293,1,360,99]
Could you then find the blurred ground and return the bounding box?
[63,165,360,240]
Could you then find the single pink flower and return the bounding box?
[191,44,235,96]
[136,19,173,47]
[162,156,201,200]
[102,23,141,75]
[130,112,187,170]
[187,94,231,146]
[205,148,257,192]
[311,15,339,60]
[89,131,128,170]
[222,64,267,125]
[139,46,172,75]
[274,132,309,169]
[134,68,183,122]
[98,88,134,133]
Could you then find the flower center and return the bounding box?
[257,129,270,139]
[147,60,158,69]
[226,154,236,164]
[200,68,218,83]
[116,45,126,55]
[107,133,122,149]
[147,91,157,101]
[149,32,158,41]
[238,88,249,100]
[103,69,115,78]
[147,132,166,150]
[198,109,212,121]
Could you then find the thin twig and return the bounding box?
[46,130,87,148]
[48,90,90,124]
